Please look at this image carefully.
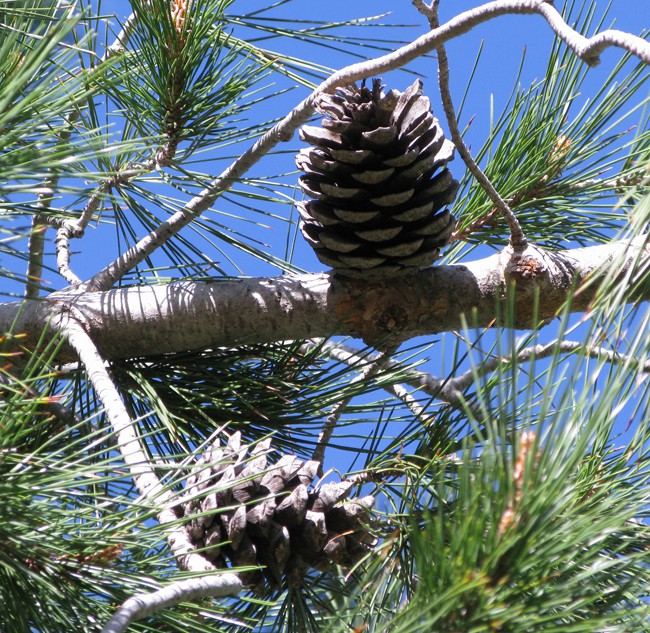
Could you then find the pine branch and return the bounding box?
[308,340,437,422]
[57,315,223,576]
[56,162,158,286]
[312,343,398,470]
[398,339,650,405]
[6,237,647,365]
[102,11,140,63]
[100,574,243,633]
[24,219,47,299]
[416,0,528,251]
[24,7,144,296]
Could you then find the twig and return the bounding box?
[24,11,142,297]
[23,1,79,299]
[24,218,48,299]
[439,339,650,397]
[311,343,398,470]
[416,0,527,250]
[56,163,155,286]
[536,2,650,66]
[315,339,464,407]
[102,12,139,63]
[309,340,436,423]
[62,316,164,496]
[316,337,650,412]
[58,313,223,574]
[101,574,243,633]
[55,223,83,286]
[82,0,650,292]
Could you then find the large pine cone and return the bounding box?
[296,78,458,278]
[179,433,376,589]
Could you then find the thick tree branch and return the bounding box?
[3,238,648,365]
[61,317,162,497]
[82,0,650,292]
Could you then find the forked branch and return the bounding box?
[415,0,528,250]
[311,343,398,470]
[320,337,650,414]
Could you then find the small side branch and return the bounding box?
[416,0,527,250]
[311,341,437,421]
[312,343,398,469]
[24,9,142,296]
[56,162,156,287]
[433,339,650,402]
[58,313,221,575]
[101,574,243,633]
[536,2,650,66]
[102,11,140,63]
[318,337,650,414]
[61,315,165,499]
[24,218,47,299]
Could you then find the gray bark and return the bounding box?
[2,239,647,364]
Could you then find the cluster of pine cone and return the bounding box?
[296,78,458,278]
[179,433,375,589]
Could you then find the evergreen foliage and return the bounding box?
[0,1,649,631]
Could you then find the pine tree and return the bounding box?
[0,1,650,632]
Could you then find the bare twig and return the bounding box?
[416,0,527,250]
[308,340,436,423]
[62,316,164,496]
[56,162,156,286]
[316,337,650,414]
[55,223,83,286]
[24,10,142,297]
[101,574,243,633]
[102,11,139,63]
[82,0,650,292]
[58,314,223,574]
[24,218,48,299]
[440,339,650,398]
[537,2,650,66]
[311,343,398,470]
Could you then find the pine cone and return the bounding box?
[296,78,458,278]
[179,432,376,589]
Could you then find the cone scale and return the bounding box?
[296,79,458,278]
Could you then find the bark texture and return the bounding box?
[1,238,648,364]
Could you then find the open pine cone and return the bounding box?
[179,432,376,589]
[296,78,458,278]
